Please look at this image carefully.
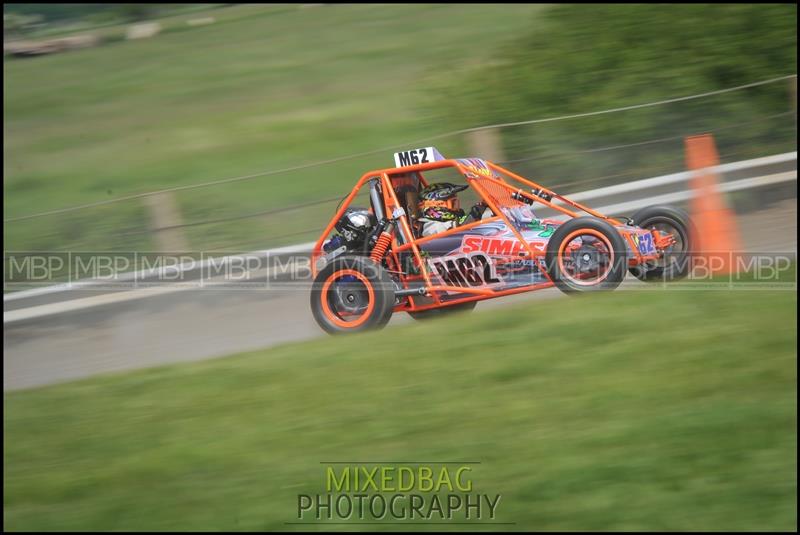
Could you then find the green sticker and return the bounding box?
[527,220,555,237]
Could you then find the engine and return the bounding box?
[323,208,377,253]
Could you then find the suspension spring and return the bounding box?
[370,231,393,262]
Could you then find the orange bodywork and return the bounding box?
[311,159,663,313]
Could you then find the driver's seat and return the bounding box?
[390,172,423,237]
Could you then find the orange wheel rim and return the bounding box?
[557,229,614,286]
[320,269,376,328]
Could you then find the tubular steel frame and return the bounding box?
[311,159,661,313]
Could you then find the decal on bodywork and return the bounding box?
[420,219,554,291]
[461,235,530,257]
[457,158,496,180]
[631,232,656,255]
[526,219,557,238]
[428,252,503,288]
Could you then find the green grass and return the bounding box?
[4,290,797,531]
[4,4,545,252]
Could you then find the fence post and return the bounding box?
[144,192,189,252]
[466,127,506,163]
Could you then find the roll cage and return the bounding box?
[311,158,648,313]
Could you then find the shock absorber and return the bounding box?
[370,220,395,262]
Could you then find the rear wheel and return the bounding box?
[408,300,477,321]
[544,217,628,294]
[310,255,395,334]
[628,205,693,282]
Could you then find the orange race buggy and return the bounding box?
[310,148,692,334]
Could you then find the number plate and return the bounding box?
[393,147,445,168]
[637,232,656,255]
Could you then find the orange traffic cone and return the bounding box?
[684,134,742,276]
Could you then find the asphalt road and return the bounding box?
[4,198,796,391]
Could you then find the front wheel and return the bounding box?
[310,255,395,334]
[544,217,628,294]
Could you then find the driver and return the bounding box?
[417,182,489,237]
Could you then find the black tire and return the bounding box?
[310,255,395,334]
[544,217,628,294]
[628,205,694,282]
[408,300,477,321]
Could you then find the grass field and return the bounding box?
[4,4,545,252]
[4,289,796,531]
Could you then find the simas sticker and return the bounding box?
[460,235,544,257]
[428,252,503,288]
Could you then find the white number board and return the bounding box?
[393,147,445,168]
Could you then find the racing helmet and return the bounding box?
[418,182,469,222]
